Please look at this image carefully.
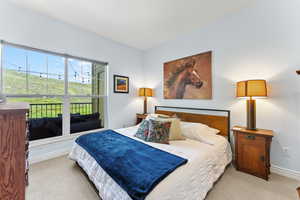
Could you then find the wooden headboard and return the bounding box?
[155,106,231,142]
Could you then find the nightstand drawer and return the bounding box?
[238,133,265,144]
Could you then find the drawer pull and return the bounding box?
[245,135,256,140]
[260,156,265,162]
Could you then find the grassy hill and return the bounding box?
[5,69,91,104]
[3,69,105,120]
[5,69,96,118]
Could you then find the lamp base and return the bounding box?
[246,99,256,130]
[143,97,147,114]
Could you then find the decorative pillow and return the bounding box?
[165,118,185,141]
[147,115,185,141]
[134,119,150,141]
[147,119,171,144]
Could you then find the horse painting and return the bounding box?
[164,51,212,99]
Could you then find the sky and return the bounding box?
[3,45,92,84]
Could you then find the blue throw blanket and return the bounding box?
[75,129,187,200]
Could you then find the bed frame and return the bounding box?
[74,106,231,199]
[155,106,231,142]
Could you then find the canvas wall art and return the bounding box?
[164,51,212,99]
[114,75,129,93]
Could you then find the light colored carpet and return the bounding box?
[26,156,300,200]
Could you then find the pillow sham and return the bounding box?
[147,119,171,144]
[134,119,150,141]
[145,113,170,119]
[180,121,220,145]
[147,115,185,141]
[181,121,220,135]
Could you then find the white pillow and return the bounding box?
[146,114,185,141]
[204,126,220,135]
[180,121,220,145]
[146,113,170,119]
[181,121,219,135]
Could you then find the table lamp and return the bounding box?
[139,88,153,114]
[236,80,267,130]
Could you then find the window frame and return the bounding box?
[0,40,109,144]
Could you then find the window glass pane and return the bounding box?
[68,59,92,95]
[2,45,65,95]
[47,55,65,95]
[92,63,107,96]
[7,97,63,141]
[68,59,106,96]
[70,97,105,134]
[2,45,28,94]
[27,50,47,94]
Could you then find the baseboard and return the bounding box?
[29,149,70,164]
[271,164,300,181]
[28,129,101,165]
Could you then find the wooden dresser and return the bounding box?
[232,126,273,180]
[0,102,29,200]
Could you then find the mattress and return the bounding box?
[69,125,232,200]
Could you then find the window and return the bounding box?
[0,42,108,141]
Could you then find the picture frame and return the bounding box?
[113,75,129,93]
[163,51,212,99]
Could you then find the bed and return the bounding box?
[69,106,232,200]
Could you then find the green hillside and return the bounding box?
[4,69,98,118]
[5,69,91,104]
[5,69,91,95]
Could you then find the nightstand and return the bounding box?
[232,126,273,180]
[136,113,147,125]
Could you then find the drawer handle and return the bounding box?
[260,156,265,162]
[245,135,256,140]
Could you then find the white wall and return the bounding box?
[0,1,145,128]
[143,0,300,172]
[0,1,144,162]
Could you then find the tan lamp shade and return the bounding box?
[139,88,153,97]
[236,80,267,97]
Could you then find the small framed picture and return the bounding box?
[114,75,129,93]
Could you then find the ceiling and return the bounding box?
[7,0,254,50]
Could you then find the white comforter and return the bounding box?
[69,126,232,200]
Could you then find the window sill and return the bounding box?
[29,128,107,148]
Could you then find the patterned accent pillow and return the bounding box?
[146,115,185,141]
[134,119,150,141]
[147,119,171,144]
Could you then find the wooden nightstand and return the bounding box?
[232,126,273,180]
[136,113,147,125]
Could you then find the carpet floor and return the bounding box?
[26,155,300,200]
